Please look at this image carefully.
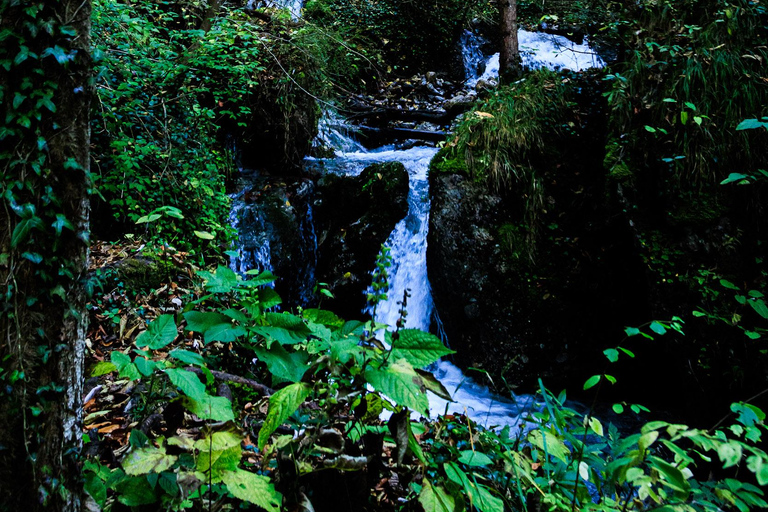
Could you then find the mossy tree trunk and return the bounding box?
[0,1,91,510]
[499,0,522,82]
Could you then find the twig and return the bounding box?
[184,367,274,396]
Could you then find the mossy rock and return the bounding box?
[429,147,468,176]
[113,255,180,290]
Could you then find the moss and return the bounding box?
[429,147,469,176]
[670,193,726,227]
[115,255,178,290]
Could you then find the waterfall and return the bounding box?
[466,28,604,88]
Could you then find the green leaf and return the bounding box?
[184,394,235,422]
[134,357,157,377]
[736,118,768,131]
[390,329,455,368]
[748,299,768,320]
[194,230,215,240]
[625,327,641,337]
[111,351,140,380]
[720,279,740,290]
[416,369,453,401]
[603,348,619,363]
[258,383,311,450]
[718,441,743,468]
[258,287,282,309]
[747,455,768,485]
[221,470,282,510]
[196,443,241,483]
[205,323,247,343]
[651,456,691,498]
[184,311,229,333]
[613,403,625,414]
[720,173,751,185]
[84,470,107,508]
[91,361,117,377]
[199,266,240,293]
[165,368,206,400]
[528,430,571,462]
[11,216,43,248]
[589,417,604,436]
[584,374,601,390]
[649,321,667,335]
[245,269,278,287]
[169,349,206,366]
[123,446,177,475]
[302,309,345,330]
[419,479,456,512]
[618,347,635,358]
[458,450,493,467]
[135,315,177,350]
[254,343,308,383]
[364,359,428,414]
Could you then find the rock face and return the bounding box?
[231,175,317,308]
[315,162,409,319]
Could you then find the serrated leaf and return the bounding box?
[391,329,455,368]
[458,450,493,467]
[258,383,311,450]
[254,343,308,383]
[364,359,428,414]
[123,446,177,475]
[221,470,282,510]
[165,368,206,400]
[258,287,282,309]
[196,444,241,483]
[135,315,177,350]
[419,479,455,512]
[194,431,242,453]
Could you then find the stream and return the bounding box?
[231,27,604,429]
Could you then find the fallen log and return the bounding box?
[357,125,447,144]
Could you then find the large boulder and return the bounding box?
[315,162,409,319]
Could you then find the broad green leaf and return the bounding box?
[123,446,177,475]
[135,357,157,377]
[165,368,206,401]
[196,444,241,483]
[302,308,345,330]
[198,266,240,293]
[720,173,751,185]
[419,479,455,512]
[205,323,247,343]
[589,417,604,436]
[584,374,601,390]
[184,394,235,422]
[184,311,229,333]
[649,321,667,335]
[747,455,768,485]
[613,403,625,414]
[258,383,311,450]
[135,315,177,350]
[84,470,107,508]
[603,348,619,363]
[472,483,504,512]
[458,450,493,467]
[416,369,453,401]
[528,430,571,462]
[221,470,282,510]
[391,329,455,368]
[194,432,242,453]
[718,441,743,468]
[114,475,158,506]
[194,230,215,240]
[258,287,282,309]
[169,349,206,366]
[364,359,428,414]
[625,327,641,337]
[111,351,140,381]
[736,118,768,131]
[639,430,659,451]
[651,456,691,498]
[748,299,768,319]
[91,361,117,377]
[254,343,309,383]
[720,279,740,290]
[245,269,278,286]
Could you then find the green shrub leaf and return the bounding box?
[391,329,455,368]
[364,359,428,414]
[135,315,177,350]
[123,446,177,475]
[165,368,206,401]
[258,383,311,450]
[222,470,282,510]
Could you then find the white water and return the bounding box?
[466,29,604,88]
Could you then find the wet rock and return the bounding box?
[315,162,409,319]
[444,91,477,115]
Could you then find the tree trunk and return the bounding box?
[0,1,92,510]
[499,0,522,82]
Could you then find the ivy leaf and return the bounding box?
[135,315,177,350]
[258,383,311,450]
[165,368,206,401]
[364,359,428,414]
[221,470,282,511]
[390,329,455,368]
[123,446,177,475]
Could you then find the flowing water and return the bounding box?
[232,28,605,429]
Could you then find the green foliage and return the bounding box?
[439,69,574,260]
[604,0,768,186]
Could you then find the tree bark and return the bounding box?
[499,0,522,82]
[0,1,91,510]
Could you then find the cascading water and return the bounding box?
[467,28,604,88]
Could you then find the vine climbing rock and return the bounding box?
[314,162,409,318]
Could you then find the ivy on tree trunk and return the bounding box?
[0,1,92,510]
